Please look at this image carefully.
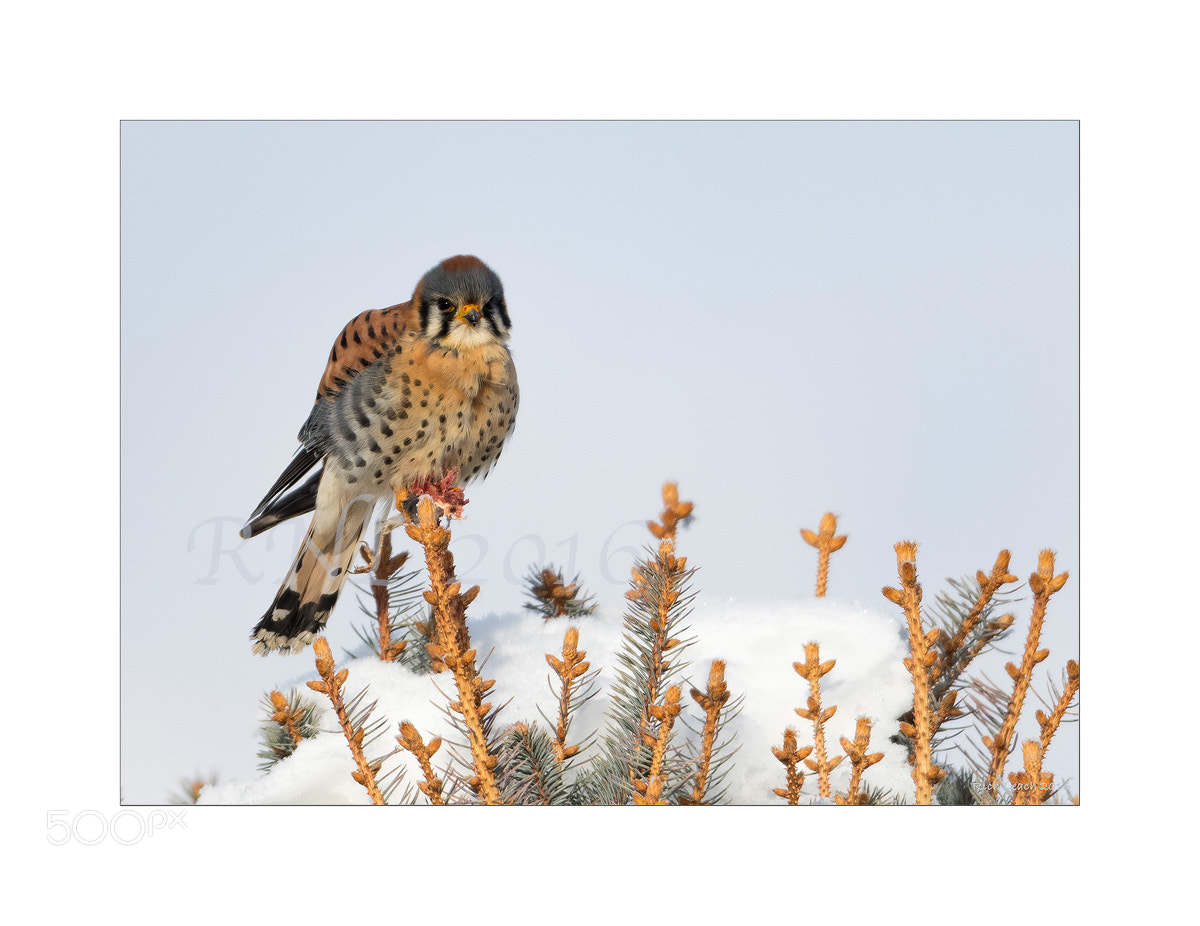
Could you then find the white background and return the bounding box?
[8,0,1190,920]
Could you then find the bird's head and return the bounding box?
[414,255,512,349]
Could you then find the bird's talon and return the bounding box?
[398,469,467,521]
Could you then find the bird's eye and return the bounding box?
[436,297,454,312]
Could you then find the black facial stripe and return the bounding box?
[481,296,509,331]
[418,299,430,333]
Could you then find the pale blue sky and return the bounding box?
[120,120,1078,802]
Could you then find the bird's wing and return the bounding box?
[241,300,414,539]
[240,458,323,539]
[313,300,414,399]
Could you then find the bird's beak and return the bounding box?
[457,303,481,327]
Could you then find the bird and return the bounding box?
[241,255,519,655]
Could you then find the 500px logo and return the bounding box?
[46,809,186,846]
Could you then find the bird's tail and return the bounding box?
[250,498,373,655]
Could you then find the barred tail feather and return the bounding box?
[250,500,372,655]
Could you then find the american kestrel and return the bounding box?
[241,255,519,655]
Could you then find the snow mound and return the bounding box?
[199,598,917,804]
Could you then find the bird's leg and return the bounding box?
[395,467,467,521]
[392,489,420,524]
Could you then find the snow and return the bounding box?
[198,597,920,805]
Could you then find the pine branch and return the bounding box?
[983,550,1069,792]
[601,483,698,803]
[1037,659,1080,755]
[793,642,843,797]
[926,573,1018,703]
[348,524,414,661]
[678,704,744,805]
[882,541,946,803]
[1009,659,1080,805]
[307,637,387,804]
[958,671,1013,791]
[1010,740,1055,805]
[494,721,572,805]
[934,768,982,806]
[396,721,445,805]
[772,728,812,805]
[800,512,847,597]
[523,564,599,619]
[257,689,320,771]
[892,572,1015,775]
[932,550,1019,686]
[567,755,635,806]
[348,524,426,663]
[835,717,883,805]
[393,605,438,674]
[626,554,694,735]
[169,775,217,805]
[632,686,683,805]
[543,626,598,766]
[403,497,502,803]
[648,481,694,542]
[682,659,733,805]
